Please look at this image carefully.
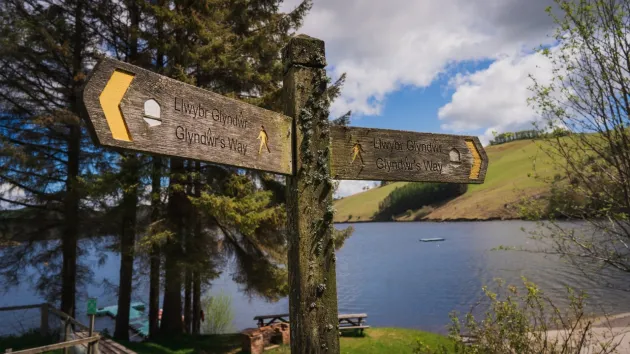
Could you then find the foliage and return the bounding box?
[524,0,630,286]
[201,291,235,335]
[374,182,467,221]
[191,170,289,301]
[490,129,542,145]
[414,278,619,354]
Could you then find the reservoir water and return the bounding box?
[1,220,629,335]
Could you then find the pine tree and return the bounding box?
[144,0,313,334]
[0,0,103,318]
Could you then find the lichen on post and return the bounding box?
[282,34,340,354]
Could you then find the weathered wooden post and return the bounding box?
[63,321,70,354]
[40,303,49,336]
[87,298,96,354]
[282,35,340,353]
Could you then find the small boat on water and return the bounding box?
[420,238,445,242]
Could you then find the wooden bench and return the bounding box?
[253,313,370,335]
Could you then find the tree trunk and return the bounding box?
[160,157,186,335]
[183,161,194,334]
[149,0,165,338]
[114,2,141,340]
[149,157,162,339]
[192,272,201,334]
[114,154,139,340]
[184,270,192,334]
[62,127,80,319]
[61,0,85,319]
[192,162,202,335]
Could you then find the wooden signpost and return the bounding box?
[82,58,293,175]
[82,35,488,354]
[330,126,488,183]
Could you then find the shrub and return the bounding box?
[201,291,235,335]
[414,277,620,354]
[413,205,435,221]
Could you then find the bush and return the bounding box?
[413,206,435,221]
[414,278,620,354]
[201,291,235,335]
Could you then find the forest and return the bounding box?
[373,182,468,221]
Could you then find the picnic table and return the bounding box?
[253,313,370,334]
[338,313,369,334]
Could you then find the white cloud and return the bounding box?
[438,51,555,145]
[282,0,556,118]
[334,180,379,199]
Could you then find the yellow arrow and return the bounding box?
[99,69,134,141]
[465,140,482,179]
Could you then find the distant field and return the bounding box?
[333,139,559,222]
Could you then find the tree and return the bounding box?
[132,0,315,334]
[527,0,630,290]
[0,0,103,318]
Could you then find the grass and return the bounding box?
[268,328,453,354]
[334,139,559,222]
[115,328,452,354]
[116,334,243,354]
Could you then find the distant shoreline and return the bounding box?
[334,216,524,224]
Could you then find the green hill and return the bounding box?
[333,139,557,222]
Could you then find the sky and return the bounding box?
[280,0,559,198]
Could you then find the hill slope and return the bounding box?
[333,139,557,222]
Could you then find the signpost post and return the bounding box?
[82,34,488,354]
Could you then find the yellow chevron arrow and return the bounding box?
[465,140,482,179]
[99,70,134,141]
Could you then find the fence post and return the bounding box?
[63,318,71,354]
[87,314,94,354]
[40,303,49,337]
[282,34,340,353]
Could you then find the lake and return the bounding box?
[1,220,629,336]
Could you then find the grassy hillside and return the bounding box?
[333,182,409,222]
[333,139,557,222]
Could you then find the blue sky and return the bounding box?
[278,0,559,197]
[346,59,495,136]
